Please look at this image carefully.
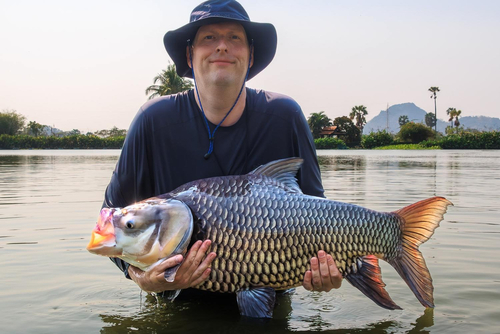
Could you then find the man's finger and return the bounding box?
[185,240,203,263]
[191,268,212,287]
[327,255,342,288]
[192,240,212,267]
[318,250,330,280]
[177,240,203,276]
[303,270,313,291]
[155,254,183,273]
[310,257,322,288]
[190,251,216,281]
[175,240,212,282]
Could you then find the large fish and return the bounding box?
[87,158,452,318]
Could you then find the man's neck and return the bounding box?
[194,83,247,126]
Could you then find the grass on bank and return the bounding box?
[374,144,441,150]
[0,134,125,149]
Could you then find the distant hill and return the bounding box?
[460,116,500,131]
[364,103,500,134]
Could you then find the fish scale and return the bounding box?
[172,174,401,293]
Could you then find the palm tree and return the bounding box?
[429,87,440,132]
[145,64,194,100]
[454,109,462,128]
[446,108,456,127]
[447,108,462,128]
[349,105,368,134]
[398,115,409,127]
[307,111,332,139]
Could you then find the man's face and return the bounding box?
[187,22,253,88]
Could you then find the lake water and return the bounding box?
[0,150,499,333]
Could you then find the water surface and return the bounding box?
[1,150,498,333]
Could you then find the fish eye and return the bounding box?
[125,221,134,229]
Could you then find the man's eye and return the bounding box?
[204,35,214,40]
[231,35,241,40]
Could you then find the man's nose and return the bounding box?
[216,38,228,53]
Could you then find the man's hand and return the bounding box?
[128,240,216,293]
[303,250,342,292]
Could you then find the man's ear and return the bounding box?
[250,45,254,68]
[186,45,192,69]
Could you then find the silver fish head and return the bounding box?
[87,199,194,270]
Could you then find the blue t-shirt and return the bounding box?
[104,87,324,278]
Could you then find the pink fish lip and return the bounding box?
[87,208,119,255]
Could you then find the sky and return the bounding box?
[1,0,499,133]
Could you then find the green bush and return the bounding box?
[440,131,499,149]
[361,130,394,149]
[398,122,435,144]
[314,137,347,149]
[0,134,125,149]
[420,131,500,149]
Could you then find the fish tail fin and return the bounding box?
[390,196,453,308]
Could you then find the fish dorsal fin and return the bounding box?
[250,158,303,193]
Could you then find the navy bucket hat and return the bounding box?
[163,0,277,80]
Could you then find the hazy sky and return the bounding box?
[1,0,499,133]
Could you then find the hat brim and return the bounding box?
[164,17,277,80]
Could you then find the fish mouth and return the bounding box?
[87,208,121,256]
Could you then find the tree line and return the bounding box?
[307,86,499,149]
[0,109,128,149]
[2,68,494,150]
[0,109,127,139]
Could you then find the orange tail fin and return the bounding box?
[390,197,453,308]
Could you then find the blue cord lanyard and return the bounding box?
[188,39,253,159]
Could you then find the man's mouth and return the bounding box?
[210,59,234,65]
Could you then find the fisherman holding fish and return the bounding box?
[102,0,342,297]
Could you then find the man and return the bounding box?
[104,0,342,297]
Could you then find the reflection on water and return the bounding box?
[1,150,500,333]
[98,293,434,334]
[318,155,367,171]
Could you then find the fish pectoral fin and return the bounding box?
[160,289,182,302]
[345,255,402,310]
[164,263,181,282]
[236,287,276,318]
